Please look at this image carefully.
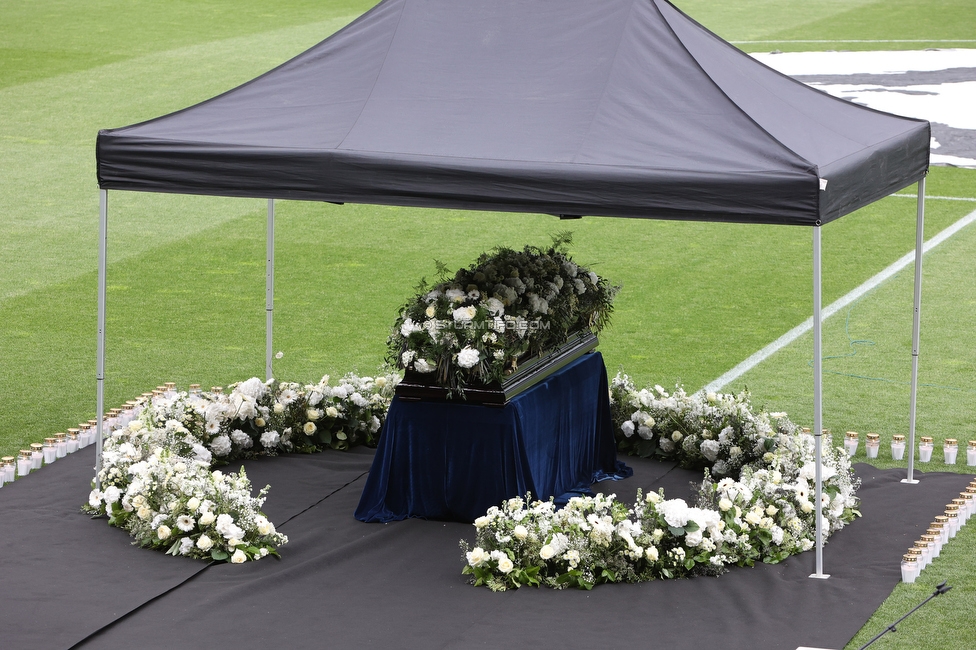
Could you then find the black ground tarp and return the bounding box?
[2,447,971,650]
[96,0,928,226]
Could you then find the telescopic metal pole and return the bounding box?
[266,198,275,381]
[810,224,828,579]
[95,189,108,490]
[903,176,925,485]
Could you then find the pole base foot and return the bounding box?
[901,479,920,484]
[809,573,830,579]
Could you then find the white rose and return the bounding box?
[466,547,489,567]
[513,525,528,541]
[645,546,659,562]
[452,306,477,323]
[231,549,248,563]
[539,545,555,560]
[273,402,285,414]
[303,421,317,435]
[425,304,436,318]
[718,498,733,512]
[496,556,514,574]
[196,534,214,551]
[103,486,121,504]
[306,408,321,421]
[413,358,435,373]
[199,511,216,526]
[457,347,480,369]
[326,406,339,418]
[157,525,172,541]
[474,516,491,529]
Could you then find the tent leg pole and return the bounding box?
[903,177,925,485]
[95,189,108,491]
[810,225,828,579]
[266,198,275,382]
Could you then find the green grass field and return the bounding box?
[2,2,974,648]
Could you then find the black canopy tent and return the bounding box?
[94,0,931,576]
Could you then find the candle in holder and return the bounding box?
[77,424,89,448]
[951,498,968,524]
[912,541,930,569]
[17,450,33,477]
[907,547,924,572]
[944,439,958,464]
[1,457,14,485]
[67,429,80,453]
[164,382,177,397]
[891,434,906,460]
[918,436,934,463]
[945,509,960,538]
[926,527,945,555]
[211,386,223,395]
[968,441,976,467]
[30,443,43,469]
[844,431,859,457]
[42,438,57,464]
[921,533,939,560]
[865,433,880,459]
[54,432,67,458]
[901,553,919,583]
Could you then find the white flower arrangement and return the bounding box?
[462,377,860,590]
[389,234,617,395]
[84,371,400,562]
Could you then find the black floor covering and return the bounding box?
[1,447,971,650]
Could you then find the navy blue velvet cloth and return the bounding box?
[355,352,631,523]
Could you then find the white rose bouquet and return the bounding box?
[388,234,617,396]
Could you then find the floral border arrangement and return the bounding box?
[461,374,860,590]
[388,234,617,396]
[84,372,399,563]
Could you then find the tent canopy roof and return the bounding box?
[96,0,929,226]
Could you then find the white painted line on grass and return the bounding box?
[704,207,976,392]
[893,194,976,202]
[733,39,976,44]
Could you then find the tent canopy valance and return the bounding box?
[96,0,928,226]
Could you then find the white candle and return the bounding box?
[901,555,918,583]
[891,435,906,460]
[43,438,58,464]
[919,437,933,463]
[1,457,14,484]
[844,431,859,457]
[967,441,976,466]
[30,444,43,470]
[17,450,33,477]
[944,439,958,464]
[865,433,880,459]
[55,433,67,459]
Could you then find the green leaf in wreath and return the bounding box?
[668,525,685,536]
[211,549,229,561]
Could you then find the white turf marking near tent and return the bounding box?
[704,206,976,392]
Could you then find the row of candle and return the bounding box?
[902,478,976,583]
[810,428,976,465]
[0,382,213,487]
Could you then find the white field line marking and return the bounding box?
[704,207,976,392]
[893,194,976,202]
[732,39,976,44]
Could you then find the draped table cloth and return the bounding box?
[356,351,631,523]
